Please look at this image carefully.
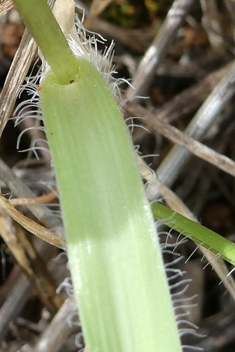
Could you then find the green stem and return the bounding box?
[13,0,78,84]
[152,203,235,266]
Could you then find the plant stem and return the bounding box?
[13,0,78,84]
[152,202,235,266]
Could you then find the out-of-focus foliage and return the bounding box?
[83,0,174,28]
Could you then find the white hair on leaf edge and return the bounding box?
[155,222,204,349]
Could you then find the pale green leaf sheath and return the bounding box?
[40,61,182,352]
[13,0,182,351]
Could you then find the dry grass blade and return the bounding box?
[10,189,57,205]
[0,0,13,18]
[0,28,37,137]
[127,101,235,178]
[34,297,79,352]
[131,63,232,145]
[150,62,231,124]
[0,158,62,229]
[85,0,113,28]
[0,209,35,278]
[201,0,225,51]
[0,274,32,341]
[126,0,196,99]
[0,209,63,311]
[0,160,62,340]
[90,18,151,53]
[0,0,56,137]
[0,194,66,249]
[153,59,235,193]
[225,0,235,27]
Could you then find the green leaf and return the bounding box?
[39,58,182,352]
[152,202,235,266]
